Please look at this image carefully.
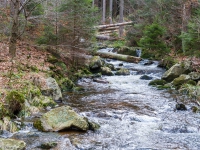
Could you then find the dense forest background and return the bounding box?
[0,0,200,63]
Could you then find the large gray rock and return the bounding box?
[34,106,89,132]
[41,77,62,101]
[162,61,192,82]
[0,138,26,150]
[89,56,104,70]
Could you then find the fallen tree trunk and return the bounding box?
[99,26,119,31]
[97,51,141,63]
[95,21,133,30]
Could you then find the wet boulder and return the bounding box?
[176,104,187,111]
[38,142,57,149]
[143,60,154,66]
[149,79,167,86]
[162,61,193,82]
[105,63,116,71]
[0,138,26,150]
[100,67,114,76]
[89,56,104,70]
[172,74,191,88]
[115,68,130,75]
[189,72,200,81]
[140,75,153,80]
[33,106,89,132]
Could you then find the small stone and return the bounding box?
[176,103,187,111]
[140,75,153,80]
[39,142,57,149]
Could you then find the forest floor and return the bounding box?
[0,41,52,102]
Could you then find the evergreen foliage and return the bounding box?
[36,25,57,45]
[26,1,44,16]
[138,23,169,58]
[58,0,98,47]
[180,9,200,57]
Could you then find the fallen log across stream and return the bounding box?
[97,51,142,63]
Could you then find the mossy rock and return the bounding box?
[172,75,190,87]
[31,95,56,108]
[89,56,104,70]
[34,106,89,132]
[148,79,167,86]
[191,106,199,113]
[157,85,171,90]
[39,142,57,149]
[88,121,100,131]
[33,119,44,131]
[101,67,114,76]
[5,90,25,118]
[0,138,26,150]
[59,77,75,92]
[186,80,196,86]
[115,68,130,75]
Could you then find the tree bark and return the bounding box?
[109,0,113,24]
[95,21,133,30]
[9,0,20,60]
[119,0,124,37]
[97,51,141,63]
[102,0,106,24]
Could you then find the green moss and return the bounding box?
[32,96,56,108]
[58,77,75,92]
[186,80,196,86]
[30,65,39,72]
[157,85,171,90]
[39,142,57,149]
[172,75,190,87]
[0,102,9,119]
[33,119,44,131]
[192,106,199,113]
[148,79,167,86]
[55,62,67,72]
[5,90,25,118]
[47,55,59,64]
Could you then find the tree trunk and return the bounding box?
[182,1,192,54]
[102,0,106,24]
[119,0,124,37]
[9,0,20,60]
[109,0,113,24]
[95,21,133,30]
[97,51,141,63]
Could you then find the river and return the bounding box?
[9,49,200,150]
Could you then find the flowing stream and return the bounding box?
[8,49,200,149]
